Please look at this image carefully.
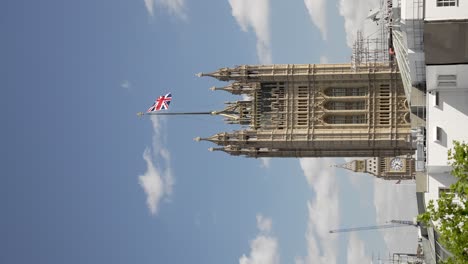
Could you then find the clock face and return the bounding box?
[390,158,404,171]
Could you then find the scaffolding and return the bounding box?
[351,30,391,71]
[350,0,394,71]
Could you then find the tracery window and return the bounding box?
[325,87,366,97]
[325,101,366,110]
[325,115,366,124]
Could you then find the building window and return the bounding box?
[325,101,366,110]
[434,92,440,107]
[436,0,457,6]
[437,74,457,87]
[439,187,450,196]
[325,87,366,97]
[435,126,442,142]
[325,115,366,124]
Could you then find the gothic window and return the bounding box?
[297,86,309,98]
[379,84,390,97]
[379,112,390,125]
[325,101,366,110]
[271,86,285,99]
[295,99,308,112]
[262,82,277,89]
[325,114,366,124]
[296,113,308,126]
[325,87,366,97]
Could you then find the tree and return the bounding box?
[418,141,468,264]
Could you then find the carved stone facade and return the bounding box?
[336,157,415,180]
[196,63,412,158]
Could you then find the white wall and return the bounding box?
[426,89,468,171]
[426,65,468,171]
[401,0,424,21]
[407,50,425,84]
[425,0,468,21]
[424,172,457,205]
[426,65,468,92]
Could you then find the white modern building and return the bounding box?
[423,0,468,200]
[394,0,468,262]
[425,0,468,21]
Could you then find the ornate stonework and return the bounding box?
[197,63,412,158]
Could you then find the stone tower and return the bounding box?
[336,157,415,180]
[196,63,412,158]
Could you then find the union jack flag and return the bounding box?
[147,93,172,112]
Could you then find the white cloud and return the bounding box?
[304,0,328,40]
[346,233,372,264]
[228,0,272,64]
[339,157,370,189]
[239,236,279,264]
[121,80,131,90]
[144,0,187,20]
[149,116,174,196]
[240,214,279,264]
[138,148,165,215]
[256,214,273,233]
[138,116,174,215]
[373,178,418,253]
[259,158,271,169]
[338,0,378,47]
[295,156,417,262]
[296,158,339,264]
[319,55,329,64]
[339,157,418,256]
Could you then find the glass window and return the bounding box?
[325,87,366,97]
[326,115,366,124]
[435,126,442,142]
[436,0,457,6]
[438,187,450,196]
[325,101,366,110]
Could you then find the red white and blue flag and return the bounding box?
[147,93,172,112]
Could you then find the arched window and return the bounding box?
[325,87,367,97]
[324,101,366,110]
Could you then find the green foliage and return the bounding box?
[448,141,468,196]
[418,141,468,264]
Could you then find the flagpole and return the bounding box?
[137,111,213,117]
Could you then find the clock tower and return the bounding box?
[336,157,415,181]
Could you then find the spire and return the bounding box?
[206,145,276,158]
[210,82,259,95]
[196,67,232,81]
[208,147,224,152]
[208,145,243,156]
[334,158,378,174]
[194,131,256,147]
[334,160,360,172]
[194,132,229,145]
[213,101,254,126]
[196,66,249,82]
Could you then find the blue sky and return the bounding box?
[2,0,418,263]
